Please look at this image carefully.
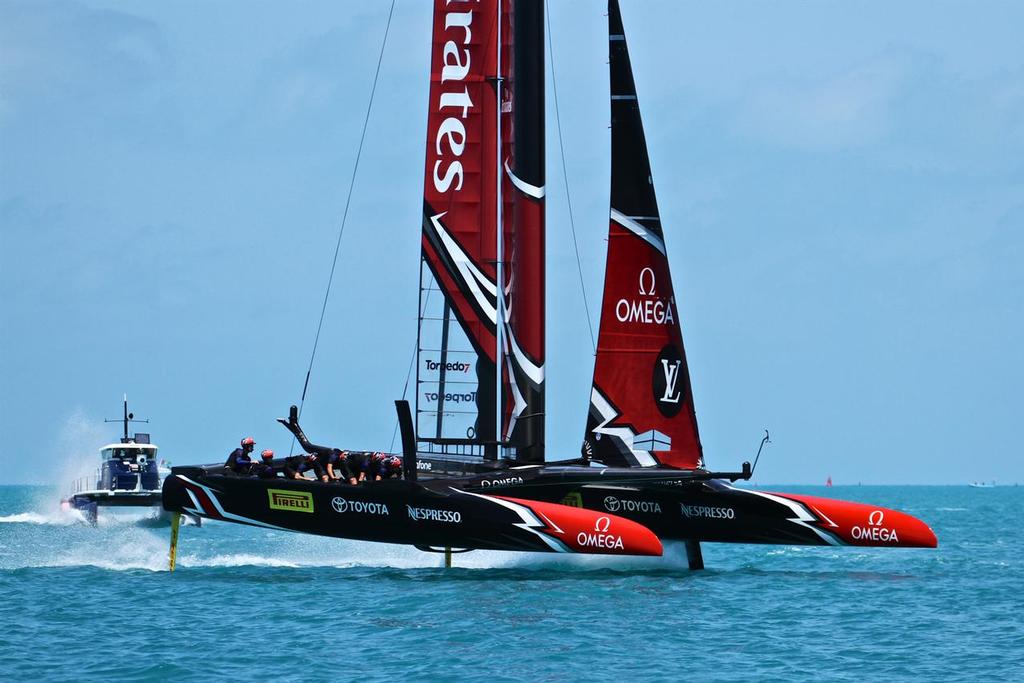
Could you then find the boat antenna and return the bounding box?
[105,393,148,442]
[749,429,770,478]
[290,0,397,454]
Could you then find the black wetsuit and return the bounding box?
[342,452,370,481]
[254,463,277,479]
[283,454,325,480]
[320,450,346,481]
[225,448,254,475]
[371,456,402,480]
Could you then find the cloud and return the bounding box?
[0,0,168,119]
[733,52,913,149]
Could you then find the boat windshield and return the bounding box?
[102,446,158,460]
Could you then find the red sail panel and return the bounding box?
[501,0,545,463]
[583,0,703,469]
[419,0,502,449]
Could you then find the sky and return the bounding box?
[1,0,1022,485]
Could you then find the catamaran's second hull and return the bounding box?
[471,468,938,549]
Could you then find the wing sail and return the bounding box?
[417,0,546,464]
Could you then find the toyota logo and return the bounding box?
[603,496,620,512]
[331,497,348,513]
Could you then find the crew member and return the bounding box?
[283,453,327,482]
[254,449,278,479]
[225,437,256,475]
[322,449,350,483]
[342,451,371,483]
[369,453,403,481]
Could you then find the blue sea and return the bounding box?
[1,485,1020,682]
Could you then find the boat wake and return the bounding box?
[0,506,164,527]
[0,510,85,525]
[1,513,697,573]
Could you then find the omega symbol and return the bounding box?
[638,267,656,296]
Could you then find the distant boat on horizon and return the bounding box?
[826,476,833,487]
[969,481,996,488]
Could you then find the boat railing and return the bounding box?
[66,472,99,496]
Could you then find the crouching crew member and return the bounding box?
[283,453,327,482]
[341,451,371,483]
[322,449,352,484]
[370,453,403,481]
[254,449,278,479]
[226,437,256,475]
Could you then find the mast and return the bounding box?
[495,0,504,458]
[501,0,546,463]
[416,0,545,464]
[582,0,704,470]
[122,394,129,442]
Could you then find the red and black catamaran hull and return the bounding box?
[164,464,935,561]
[162,467,662,557]
[469,468,938,549]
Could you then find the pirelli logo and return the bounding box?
[268,489,314,513]
[561,492,583,508]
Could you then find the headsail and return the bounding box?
[583,0,703,469]
[417,0,545,463]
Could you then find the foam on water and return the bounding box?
[0,509,695,574]
[0,504,163,528]
[0,511,84,525]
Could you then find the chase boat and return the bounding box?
[62,397,170,524]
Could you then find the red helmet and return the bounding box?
[261,449,274,460]
[241,437,255,447]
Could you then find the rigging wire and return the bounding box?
[388,287,431,454]
[388,349,417,453]
[290,0,398,455]
[546,1,597,353]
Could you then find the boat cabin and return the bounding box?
[98,437,160,491]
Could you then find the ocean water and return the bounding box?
[1,485,1020,682]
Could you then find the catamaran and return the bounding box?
[163,0,936,567]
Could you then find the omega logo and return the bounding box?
[638,267,656,295]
